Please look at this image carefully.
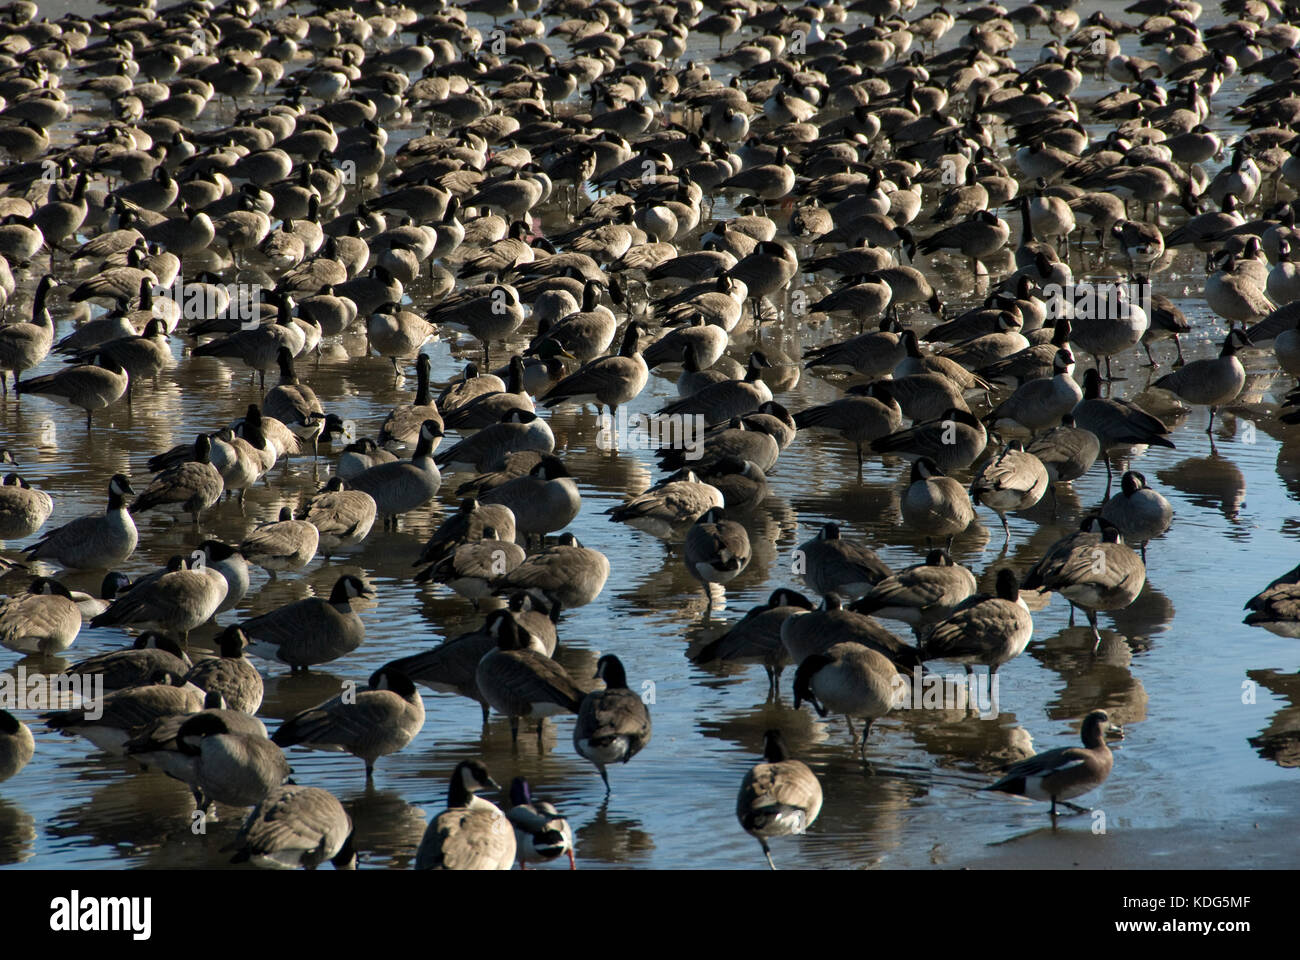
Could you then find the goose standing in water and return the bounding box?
[228,784,356,870]
[574,655,651,794]
[1152,330,1250,433]
[737,729,823,870]
[24,475,137,570]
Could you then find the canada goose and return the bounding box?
[793,382,903,470]
[542,321,649,417]
[415,498,518,567]
[1100,471,1173,561]
[987,710,1119,819]
[197,539,251,614]
[691,588,814,697]
[684,507,752,608]
[68,631,191,691]
[228,784,356,870]
[380,353,443,447]
[43,678,204,755]
[491,530,608,606]
[431,283,524,367]
[970,442,1051,547]
[414,760,516,871]
[164,712,290,812]
[574,654,651,793]
[435,409,552,474]
[241,575,373,672]
[659,351,773,423]
[298,477,377,560]
[192,312,302,390]
[349,420,443,527]
[793,640,908,757]
[606,471,724,540]
[508,778,575,870]
[985,350,1083,435]
[239,506,319,576]
[1022,520,1146,640]
[368,302,437,378]
[0,577,81,656]
[0,473,52,539]
[272,666,425,780]
[1206,252,1275,328]
[130,435,224,525]
[919,568,1033,676]
[1073,368,1175,495]
[899,457,975,549]
[91,555,229,644]
[479,456,582,542]
[0,709,34,782]
[642,315,728,371]
[0,274,56,394]
[15,354,128,428]
[1152,330,1250,433]
[262,348,326,453]
[851,550,979,629]
[186,626,264,714]
[416,528,526,602]
[796,523,891,600]
[917,209,1011,274]
[1026,414,1101,486]
[24,474,137,570]
[476,610,582,742]
[449,355,535,430]
[872,407,988,473]
[385,608,554,724]
[737,729,823,870]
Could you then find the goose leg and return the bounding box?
[509,716,520,745]
[999,513,1011,550]
[1086,608,1101,645]
[859,718,873,758]
[599,765,611,794]
[760,838,776,870]
[1206,405,1216,435]
[365,761,374,780]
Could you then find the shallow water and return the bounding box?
[1,2,1299,871]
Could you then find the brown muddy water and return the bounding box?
[1,2,1299,871]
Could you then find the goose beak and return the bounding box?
[1107,724,1125,741]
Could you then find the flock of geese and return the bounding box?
[0,0,1296,870]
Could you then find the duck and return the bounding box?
[0,577,82,656]
[507,778,576,870]
[987,710,1119,819]
[23,474,137,570]
[240,575,372,672]
[574,654,651,794]
[228,784,356,870]
[272,666,425,780]
[414,760,516,871]
[737,729,823,870]
[919,569,1033,676]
